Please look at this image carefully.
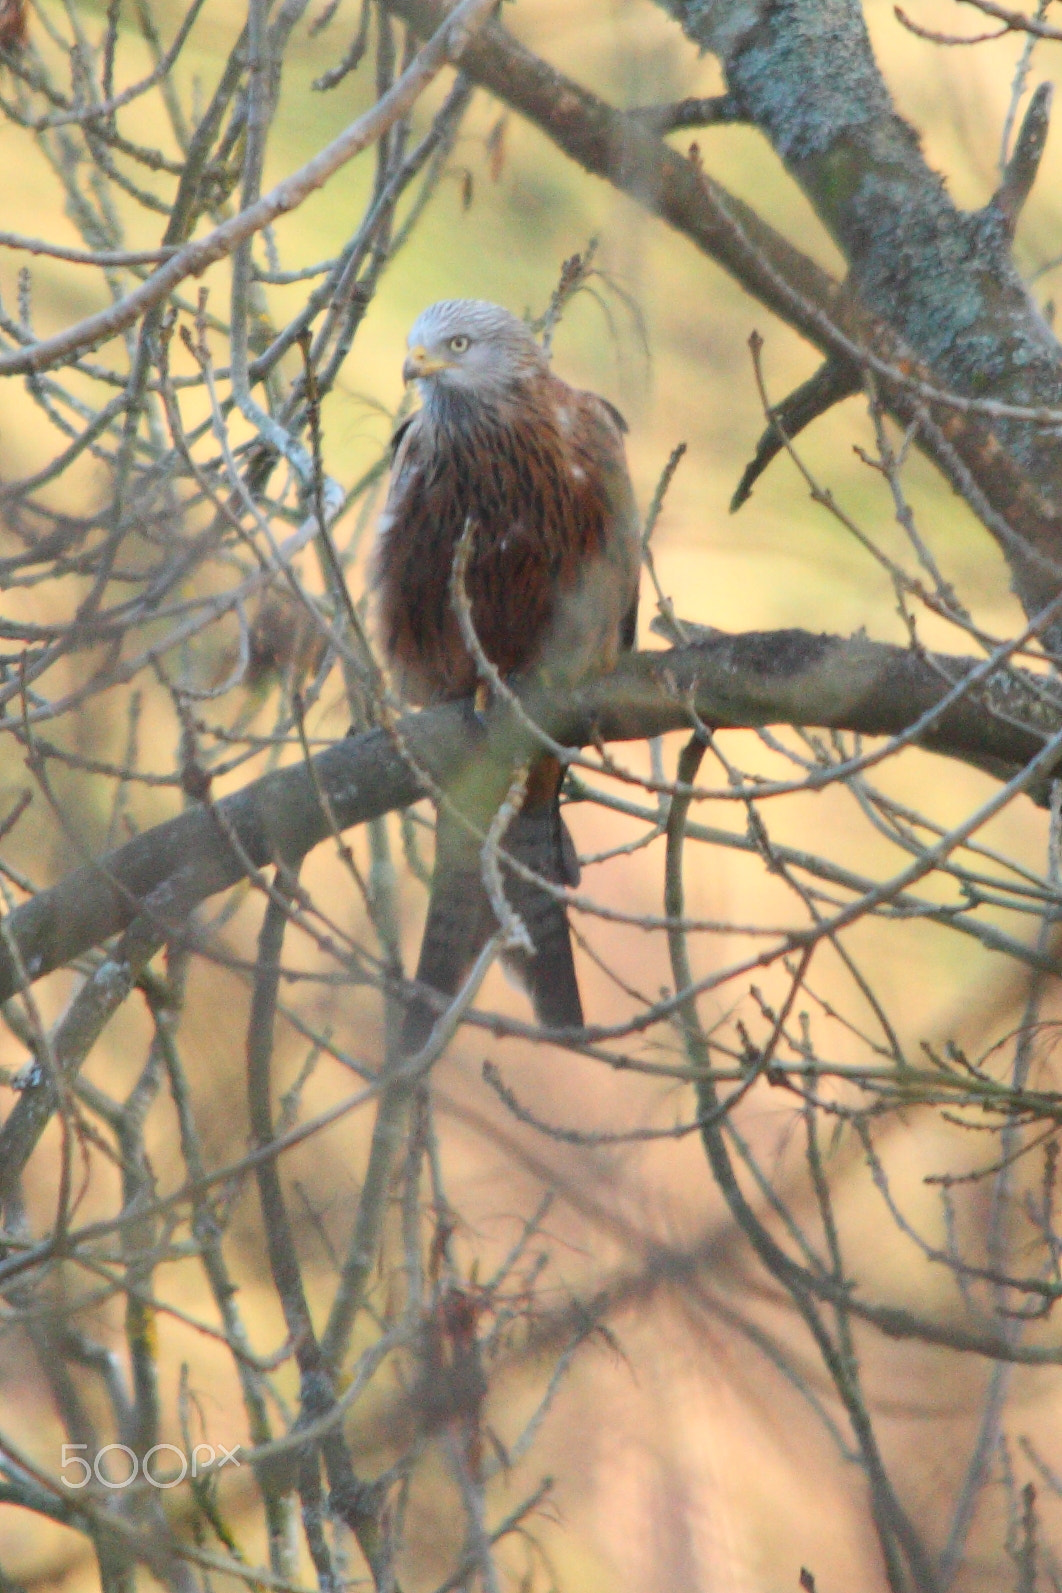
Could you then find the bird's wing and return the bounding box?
[546,384,642,667]
[381,409,426,510]
[595,395,629,435]
[372,411,477,703]
[388,412,417,459]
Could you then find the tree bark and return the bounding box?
[0,630,1054,1004]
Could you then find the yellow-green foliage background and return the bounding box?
[1,0,1061,1587]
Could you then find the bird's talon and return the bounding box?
[473,681,491,718]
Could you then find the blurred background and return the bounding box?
[1,0,1062,1586]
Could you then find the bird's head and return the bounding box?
[402,299,547,406]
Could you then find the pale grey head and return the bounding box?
[402,299,548,407]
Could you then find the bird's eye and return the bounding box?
[448,334,470,354]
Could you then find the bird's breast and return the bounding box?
[373,397,635,704]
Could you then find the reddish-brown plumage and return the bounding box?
[372,299,640,1047]
[374,370,636,703]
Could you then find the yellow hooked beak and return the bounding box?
[402,344,451,384]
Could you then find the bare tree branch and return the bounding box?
[0,630,1056,1005]
[0,0,496,379]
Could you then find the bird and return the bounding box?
[372,298,640,1052]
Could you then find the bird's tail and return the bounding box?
[400,756,583,1054]
[498,762,584,1031]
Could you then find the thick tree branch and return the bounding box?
[652,0,1062,613]
[0,631,1055,1006]
[651,0,1062,472]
